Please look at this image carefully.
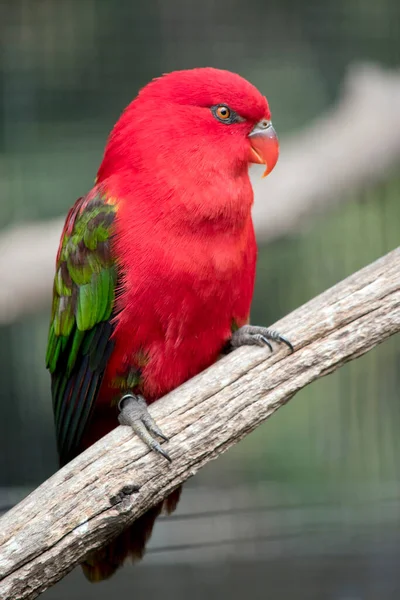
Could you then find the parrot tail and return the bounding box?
[81,486,182,582]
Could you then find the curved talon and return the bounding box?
[259,335,273,352]
[141,412,169,442]
[118,394,171,462]
[230,324,293,353]
[149,440,172,462]
[276,334,294,353]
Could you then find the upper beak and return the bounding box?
[248,120,279,177]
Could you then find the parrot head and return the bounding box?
[97,68,279,184]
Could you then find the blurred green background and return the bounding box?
[0,0,399,598]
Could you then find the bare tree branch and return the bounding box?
[0,247,399,600]
[0,63,399,325]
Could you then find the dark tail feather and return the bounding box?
[81,487,182,582]
[162,485,182,515]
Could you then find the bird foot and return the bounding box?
[230,325,293,353]
[118,394,171,462]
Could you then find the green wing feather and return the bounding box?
[46,191,118,465]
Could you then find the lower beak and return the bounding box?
[248,121,279,177]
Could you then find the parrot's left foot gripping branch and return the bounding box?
[118,394,171,462]
[230,324,293,353]
[118,326,293,464]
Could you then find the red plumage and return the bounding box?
[49,67,279,581]
[97,68,268,402]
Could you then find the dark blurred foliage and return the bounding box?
[0,0,399,597]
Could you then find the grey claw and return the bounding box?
[118,394,171,462]
[259,335,273,352]
[230,325,293,353]
[141,412,169,442]
[277,334,294,353]
[151,441,172,462]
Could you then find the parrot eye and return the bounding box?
[215,105,231,120]
[211,104,241,124]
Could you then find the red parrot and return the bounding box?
[46,67,292,582]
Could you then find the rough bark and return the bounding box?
[1,63,400,324]
[0,247,399,600]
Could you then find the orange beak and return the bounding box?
[248,120,279,177]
